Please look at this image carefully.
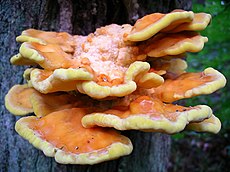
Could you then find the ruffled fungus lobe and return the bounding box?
[186,115,221,134]
[170,13,212,32]
[19,42,78,70]
[142,32,208,57]
[125,10,194,41]
[76,61,164,98]
[13,25,164,98]
[16,29,76,52]
[154,67,226,103]
[82,96,212,133]
[15,108,133,164]
[137,72,164,88]
[24,61,163,98]
[28,68,93,93]
[5,84,36,115]
[10,53,38,66]
[150,58,188,78]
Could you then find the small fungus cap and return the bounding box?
[16,29,76,52]
[125,10,194,41]
[142,32,208,57]
[150,58,188,78]
[155,67,227,103]
[10,53,38,66]
[170,13,212,32]
[186,114,221,134]
[5,84,36,115]
[29,68,93,93]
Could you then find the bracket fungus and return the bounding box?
[12,25,165,98]
[5,84,37,116]
[15,108,133,165]
[143,32,208,58]
[5,9,226,164]
[154,67,226,103]
[186,114,221,134]
[124,10,195,41]
[170,13,212,33]
[82,95,213,133]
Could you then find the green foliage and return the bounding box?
[171,1,230,171]
[187,0,230,129]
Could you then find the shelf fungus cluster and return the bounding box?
[5,10,226,164]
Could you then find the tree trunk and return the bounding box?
[0,0,191,171]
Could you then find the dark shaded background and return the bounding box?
[170,0,230,171]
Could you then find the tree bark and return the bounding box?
[0,0,191,171]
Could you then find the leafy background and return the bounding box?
[170,0,230,171]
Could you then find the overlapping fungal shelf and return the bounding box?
[5,10,226,164]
